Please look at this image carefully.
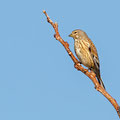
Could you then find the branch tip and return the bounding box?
[43,10,46,13]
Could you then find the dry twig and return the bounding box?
[43,10,120,118]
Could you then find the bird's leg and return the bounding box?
[84,67,96,75]
[83,68,89,74]
[83,67,91,73]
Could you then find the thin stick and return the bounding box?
[43,10,120,118]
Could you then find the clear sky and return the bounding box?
[0,0,120,120]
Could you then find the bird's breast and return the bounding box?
[74,40,94,68]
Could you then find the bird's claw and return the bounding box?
[83,69,88,74]
[74,63,80,70]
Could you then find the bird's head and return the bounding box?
[69,29,87,39]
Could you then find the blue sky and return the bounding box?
[0,0,120,120]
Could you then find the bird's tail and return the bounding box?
[97,75,105,90]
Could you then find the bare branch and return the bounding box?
[43,10,120,118]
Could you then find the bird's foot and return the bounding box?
[74,63,81,70]
[83,68,89,74]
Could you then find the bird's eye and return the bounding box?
[74,32,77,34]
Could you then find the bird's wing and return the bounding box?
[87,38,100,73]
[85,38,105,89]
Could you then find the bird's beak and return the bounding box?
[69,33,73,37]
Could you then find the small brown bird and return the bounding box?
[69,29,105,89]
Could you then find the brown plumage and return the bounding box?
[69,29,105,89]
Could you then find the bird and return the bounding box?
[69,29,105,89]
